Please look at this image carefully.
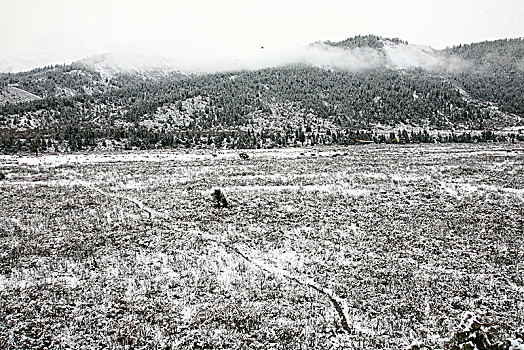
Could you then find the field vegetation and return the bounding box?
[0,143,523,349]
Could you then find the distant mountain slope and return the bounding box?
[0,35,523,152]
[0,86,41,105]
[444,38,524,116]
[0,64,110,99]
[0,56,188,103]
[76,53,189,79]
[0,53,68,73]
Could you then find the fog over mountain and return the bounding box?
[2,37,472,75]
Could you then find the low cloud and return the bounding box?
[169,42,473,73]
[77,42,473,75]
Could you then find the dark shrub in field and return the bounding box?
[211,189,228,208]
[0,172,5,180]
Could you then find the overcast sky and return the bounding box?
[1,0,523,61]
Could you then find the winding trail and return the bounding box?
[67,171,163,219]
[222,241,351,332]
[68,171,353,333]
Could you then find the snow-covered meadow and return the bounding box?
[0,143,523,349]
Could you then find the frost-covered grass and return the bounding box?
[0,143,523,349]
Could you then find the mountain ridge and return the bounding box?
[1,35,524,152]
[0,53,70,74]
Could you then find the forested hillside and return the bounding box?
[445,38,524,115]
[1,36,523,153]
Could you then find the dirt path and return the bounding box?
[68,171,353,333]
[67,171,163,219]
[222,241,351,332]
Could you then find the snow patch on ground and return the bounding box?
[354,172,388,180]
[0,179,76,188]
[60,276,80,288]
[228,172,333,181]
[220,184,369,196]
[0,275,7,291]
[439,182,460,199]
[10,153,213,166]
[9,217,21,225]
[439,181,524,201]
[266,249,305,272]
[180,306,195,322]
[509,338,524,350]
[2,148,312,167]
[391,174,431,182]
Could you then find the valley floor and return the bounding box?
[0,143,523,349]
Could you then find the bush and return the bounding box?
[405,340,431,350]
[211,189,228,208]
[446,313,509,350]
[0,172,5,180]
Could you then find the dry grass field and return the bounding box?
[1,143,523,349]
